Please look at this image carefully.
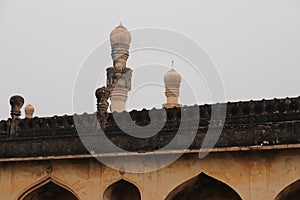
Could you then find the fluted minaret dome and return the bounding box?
[110,23,131,69]
[164,69,182,85]
[110,23,131,45]
[163,68,182,108]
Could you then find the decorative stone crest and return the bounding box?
[110,23,131,70]
[95,24,132,114]
[95,86,110,113]
[9,95,24,136]
[162,64,182,108]
[106,23,133,113]
[25,104,35,119]
[46,165,53,174]
[10,95,24,119]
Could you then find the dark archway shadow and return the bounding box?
[165,173,242,200]
[103,179,141,200]
[275,179,300,200]
[18,179,79,200]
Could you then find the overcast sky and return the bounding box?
[0,0,299,119]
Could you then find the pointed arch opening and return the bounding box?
[103,179,141,200]
[18,179,79,200]
[275,179,300,200]
[165,173,242,200]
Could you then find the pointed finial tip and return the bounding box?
[116,21,125,28]
[171,60,174,69]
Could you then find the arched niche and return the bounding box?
[103,179,141,200]
[165,173,242,200]
[275,179,300,200]
[18,179,79,200]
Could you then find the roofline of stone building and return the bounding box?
[0,96,299,161]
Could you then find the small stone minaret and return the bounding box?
[162,62,182,108]
[25,104,35,118]
[106,23,133,112]
[9,95,24,136]
[10,95,24,119]
[95,86,110,113]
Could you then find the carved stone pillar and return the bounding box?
[95,86,110,113]
[95,86,110,127]
[106,67,132,112]
[9,95,24,136]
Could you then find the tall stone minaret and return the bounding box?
[162,62,182,108]
[106,23,133,112]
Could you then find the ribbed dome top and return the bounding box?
[164,69,182,84]
[109,23,131,45]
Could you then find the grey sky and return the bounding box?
[0,0,299,119]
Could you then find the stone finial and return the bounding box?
[25,104,35,118]
[95,86,110,113]
[162,68,182,108]
[95,86,110,127]
[109,23,131,69]
[10,95,24,119]
[105,23,133,113]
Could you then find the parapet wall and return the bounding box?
[0,97,299,159]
